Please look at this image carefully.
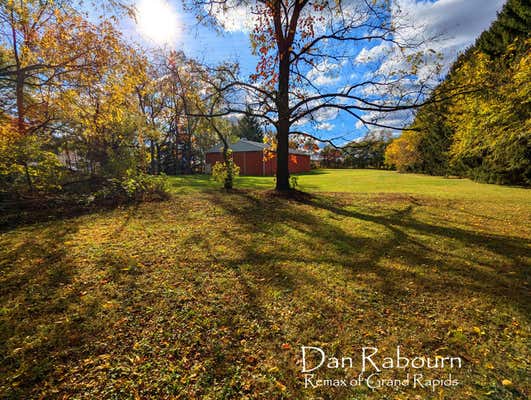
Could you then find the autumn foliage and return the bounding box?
[385,0,530,185]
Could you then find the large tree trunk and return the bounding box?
[275,56,291,191]
[276,119,290,191]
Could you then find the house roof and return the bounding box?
[206,139,310,156]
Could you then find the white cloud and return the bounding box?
[356,108,415,130]
[205,0,259,33]
[206,0,368,35]
[207,0,504,84]
[314,107,339,122]
[292,99,339,128]
[306,60,343,86]
[355,43,392,63]
[395,0,504,49]
[316,122,334,131]
[207,0,504,70]
[387,0,505,77]
[351,0,505,130]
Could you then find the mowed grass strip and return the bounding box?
[169,169,531,202]
[0,170,530,399]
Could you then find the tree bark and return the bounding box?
[276,118,290,191]
[275,53,291,191]
[272,0,306,191]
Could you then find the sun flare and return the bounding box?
[136,0,179,45]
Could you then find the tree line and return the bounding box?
[385,0,530,186]
[320,132,392,169]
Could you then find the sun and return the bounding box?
[136,0,179,45]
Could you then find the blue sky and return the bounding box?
[121,0,506,144]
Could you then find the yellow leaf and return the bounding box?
[501,379,512,386]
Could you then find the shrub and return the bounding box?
[212,150,240,189]
[92,173,170,205]
[0,132,65,194]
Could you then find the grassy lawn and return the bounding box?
[170,169,530,201]
[1,170,529,399]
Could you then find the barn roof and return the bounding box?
[206,139,309,155]
[206,139,268,153]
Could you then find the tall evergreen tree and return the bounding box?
[386,0,531,185]
[235,107,264,142]
[475,0,531,56]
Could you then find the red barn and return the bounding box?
[205,139,311,176]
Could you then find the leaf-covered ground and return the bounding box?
[1,171,530,399]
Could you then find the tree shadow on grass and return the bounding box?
[0,204,144,399]
[1,191,528,399]
[203,190,530,321]
[304,194,529,302]
[0,222,92,398]
[191,189,530,398]
[0,199,142,233]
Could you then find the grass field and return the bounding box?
[1,170,529,399]
[169,169,530,200]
